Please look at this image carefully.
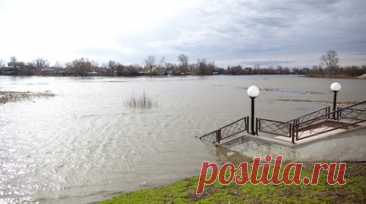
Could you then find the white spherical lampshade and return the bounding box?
[247,85,260,97]
[330,82,342,91]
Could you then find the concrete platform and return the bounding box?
[221,126,366,161]
[221,120,366,146]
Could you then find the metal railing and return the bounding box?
[199,116,249,144]
[254,106,332,142]
[293,100,366,141]
[287,106,331,127]
[199,100,366,145]
[256,118,291,137]
[338,107,366,121]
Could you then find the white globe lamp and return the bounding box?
[247,85,260,98]
[330,82,342,92]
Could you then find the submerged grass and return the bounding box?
[0,90,54,104]
[125,92,153,109]
[101,162,366,204]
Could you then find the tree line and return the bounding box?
[1,51,365,77]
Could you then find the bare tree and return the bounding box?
[176,54,189,74]
[144,56,155,73]
[33,58,49,69]
[66,58,96,76]
[321,50,339,74]
[108,60,117,69]
[178,54,188,68]
[195,58,215,75]
[9,56,17,68]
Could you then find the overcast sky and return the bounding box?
[0,0,365,67]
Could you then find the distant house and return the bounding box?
[95,67,114,76]
[8,61,25,68]
[0,67,17,75]
[40,67,66,76]
[1,61,28,75]
[87,71,98,76]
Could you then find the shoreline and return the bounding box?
[0,73,299,77]
[305,74,366,79]
[0,74,365,79]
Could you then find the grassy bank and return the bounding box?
[101,162,366,204]
[305,73,366,79]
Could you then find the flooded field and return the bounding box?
[0,75,365,203]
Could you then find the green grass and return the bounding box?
[101,162,366,204]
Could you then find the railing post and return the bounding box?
[216,129,222,144]
[291,123,295,144]
[245,116,249,134]
[255,118,259,135]
[336,107,342,120]
[295,119,299,140]
[289,123,292,138]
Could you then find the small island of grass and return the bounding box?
[0,90,54,104]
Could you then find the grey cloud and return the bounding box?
[107,0,366,66]
[247,17,291,28]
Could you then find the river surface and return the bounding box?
[0,75,365,203]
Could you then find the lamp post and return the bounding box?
[247,85,260,135]
[330,82,342,119]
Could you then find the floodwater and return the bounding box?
[0,75,365,203]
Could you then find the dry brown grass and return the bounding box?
[0,91,54,104]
